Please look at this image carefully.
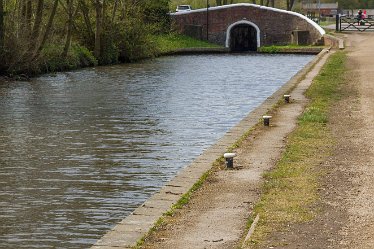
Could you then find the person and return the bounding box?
[357,9,363,25]
[357,9,363,20]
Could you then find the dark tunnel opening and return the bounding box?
[229,24,257,52]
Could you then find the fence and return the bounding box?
[336,15,374,32]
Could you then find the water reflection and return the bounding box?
[0,54,313,248]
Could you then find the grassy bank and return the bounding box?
[243,51,346,248]
[154,33,221,54]
[0,33,219,78]
[45,34,219,72]
[258,45,324,54]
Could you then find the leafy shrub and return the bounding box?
[72,44,98,67]
[117,18,157,62]
[143,0,171,34]
[97,31,119,65]
[40,43,97,73]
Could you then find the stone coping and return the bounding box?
[91,48,329,249]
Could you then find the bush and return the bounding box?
[117,18,157,62]
[143,0,171,34]
[40,43,97,73]
[96,24,120,65]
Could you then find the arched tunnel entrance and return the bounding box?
[229,24,258,52]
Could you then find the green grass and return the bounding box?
[319,18,337,27]
[153,33,221,54]
[243,51,346,248]
[258,45,324,53]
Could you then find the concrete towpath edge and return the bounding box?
[91,48,331,249]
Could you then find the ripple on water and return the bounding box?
[0,53,314,248]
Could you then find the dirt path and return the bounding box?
[139,50,331,248]
[254,32,374,248]
[338,32,374,248]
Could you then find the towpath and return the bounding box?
[241,32,374,248]
[137,47,331,248]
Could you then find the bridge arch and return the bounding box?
[225,20,261,51]
[172,4,325,48]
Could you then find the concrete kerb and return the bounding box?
[90,48,330,249]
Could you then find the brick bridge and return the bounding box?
[171,4,325,51]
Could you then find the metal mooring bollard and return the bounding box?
[263,115,272,126]
[224,153,237,168]
[284,94,291,103]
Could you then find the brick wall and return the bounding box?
[171,4,324,49]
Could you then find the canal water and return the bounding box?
[0,53,313,248]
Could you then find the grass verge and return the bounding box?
[258,45,324,54]
[243,51,346,248]
[154,33,221,54]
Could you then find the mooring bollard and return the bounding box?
[263,115,272,126]
[224,153,237,168]
[284,94,291,103]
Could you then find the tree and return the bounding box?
[62,0,77,57]
[94,0,103,59]
[0,0,4,53]
[286,0,295,10]
[143,0,170,33]
[29,0,44,52]
[20,1,33,38]
[0,0,170,75]
[339,0,360,11]
[78,0,95,48]
[38,0,59,53]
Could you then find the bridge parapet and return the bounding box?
[171,4,325,51]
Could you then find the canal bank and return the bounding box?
[91,47,332,248]
[159,47,324,56]
[247,32,374,249]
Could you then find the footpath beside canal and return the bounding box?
[254,32,374,248]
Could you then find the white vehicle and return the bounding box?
[176,5,192,12]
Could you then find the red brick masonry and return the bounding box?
[171,4,325,48]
